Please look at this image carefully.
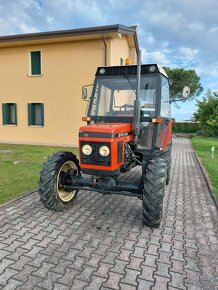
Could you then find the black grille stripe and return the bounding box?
[79,132,131,138]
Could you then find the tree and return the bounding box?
[194,90,218,137]
[163,67,203,103]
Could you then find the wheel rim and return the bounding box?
[57,160,77,202]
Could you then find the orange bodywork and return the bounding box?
[79,123,133,172]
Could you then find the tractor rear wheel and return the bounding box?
[142,158,167,227]
[38,151,80,211]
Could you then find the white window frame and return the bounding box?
[28,50,43,77]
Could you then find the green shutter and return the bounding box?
[2,103,6,125]
[2,103,9,125]
[14,103,17,125]
[28,103,33,126]
[41,103,44,126]
[31,51,41,75]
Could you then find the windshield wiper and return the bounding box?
[123,75,136,96]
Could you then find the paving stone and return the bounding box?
[121,268,140,286]
[185,269,202,286]
[171,249,185,262]
[57,268,79,286]
[157,251,171,265]
[117,249,133,262]
[143,254,158,268]
[169,271,186,290]
[9,255,32,271]
[37,271,62,290]
[33,261,55,278]
[137,278,154,290]
[52,259,72,274]
[132,246,145,258]
[127,256,143,271]
[0,250,10,261]
[70,256,87,270]
[102,251,118,264]
[138,265,155,282]
[17,275,43,290]
[24,245,43,258]
[70,279,88,290]
[154,262,171,278]
[28,253,48,267]
[2,241,24,253]
[171,260,186,275]
[103,272,124,290]
[6,248,28,261]
[153,275,170,290]
[0,268,18,286]
[84,275,107,290]
[36,236,54,248]
[94,262,113,278]
[159,242,172,253]
[75,265,96,283]
[0,259,15,274]
[13,264,37,282]
[45,250,66,265]
[1,278,23,290]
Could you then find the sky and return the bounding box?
[0,0,217,121]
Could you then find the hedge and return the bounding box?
[172,122,200,133]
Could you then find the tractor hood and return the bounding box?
[79,123,133,136]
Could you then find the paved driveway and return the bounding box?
[0,138,217,290]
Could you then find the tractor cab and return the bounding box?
[80,64,172,173]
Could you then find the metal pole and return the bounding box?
[133,49,141,143]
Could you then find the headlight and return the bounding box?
[82,144,92,155]
[99,146,110,157]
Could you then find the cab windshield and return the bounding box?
[88,75,158,117]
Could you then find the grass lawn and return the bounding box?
[191,136,218,200]
[0,144,78,205]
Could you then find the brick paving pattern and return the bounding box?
[0,138,218,290]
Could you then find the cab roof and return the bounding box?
[96,64,168,78]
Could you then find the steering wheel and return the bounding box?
[120,104,134,111]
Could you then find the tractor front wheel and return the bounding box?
[38,151,80,211]
[142,158,167,227]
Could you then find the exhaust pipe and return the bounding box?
[133,49,141,143]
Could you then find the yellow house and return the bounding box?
[0,24,138,146]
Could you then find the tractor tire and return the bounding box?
[142,158,167,227]
[162,143,172,185]
[38,151,80,211]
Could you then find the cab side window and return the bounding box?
[161,76,170,118]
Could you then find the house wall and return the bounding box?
[0,35,134,146]
[110,35,130,66]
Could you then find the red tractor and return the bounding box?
[38,53,173,226]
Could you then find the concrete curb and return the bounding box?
[0,188,38,209]
[190,139,218,209]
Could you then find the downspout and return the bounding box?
[102,34,107,66]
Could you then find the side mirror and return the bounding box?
[82,84,93,101]
[182,86,190,99]
[82,87,88,100]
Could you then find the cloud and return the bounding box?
[142,48,171,66]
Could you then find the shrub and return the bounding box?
[172,122,200,134]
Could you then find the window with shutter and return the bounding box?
[28,103,44,126]
[30,51,41,75]
[2,103,17,125]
